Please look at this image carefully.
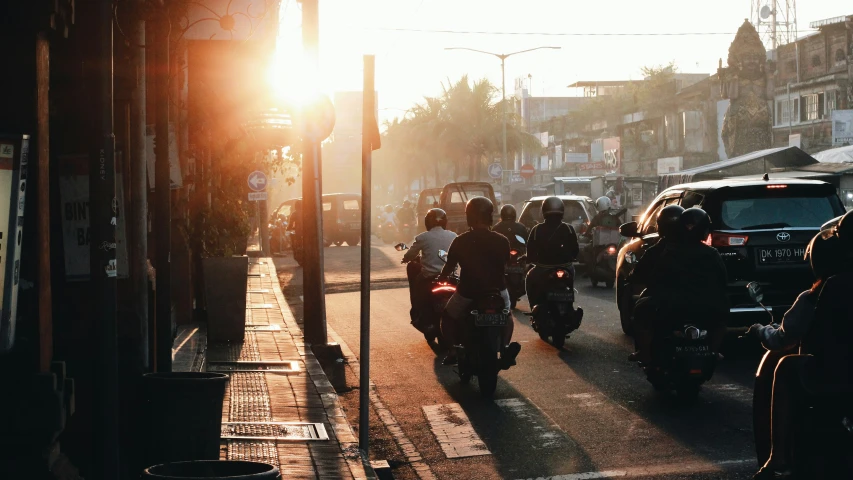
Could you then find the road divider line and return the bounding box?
[422,403,491,459]
[514,458,753,480]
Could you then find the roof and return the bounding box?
[567,80,633,88]
[664,146,816,177]
[813,145,853,164]
[528,195,594,202]
[662,177,832,192]
[553,176,595,183]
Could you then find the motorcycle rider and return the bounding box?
[492,204,529,251]
[402,208,457,327]
[750,211,853,479]
[525,197,580,309]
[587,196,626,231]
[397,200,416,230]
[630,207,728,364]
[438,197,521,368]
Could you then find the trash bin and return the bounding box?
[142,461,280,479]
[141,372,229,467]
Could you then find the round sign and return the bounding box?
[300,93,336,141]
[520,164,535,179]
[487,162,503,179]
[247,170,268,192]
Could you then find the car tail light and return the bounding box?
[606,245,617,254]
[706,232,749,247]
[766,185,787,189]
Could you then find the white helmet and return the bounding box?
[595,196,612,212]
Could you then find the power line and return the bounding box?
[363,27,820,36]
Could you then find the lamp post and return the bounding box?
[444,46,560,175]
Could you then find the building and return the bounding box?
[322,91,378,193]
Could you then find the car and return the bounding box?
[439,182,498,233]
[321,193,362,246]
[518,195,598,261]
[416,187,443,232]
[615,178,847,336]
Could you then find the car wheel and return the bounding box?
[345,236,360,246]
[590,278,598,287]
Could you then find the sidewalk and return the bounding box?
[173,257,373,480]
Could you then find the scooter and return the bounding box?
[641,321,717,402]
[505,235,528,310]
[395,243,457,348]
[587,225,621,288]
[456,288,510,398]
[529,265,583,349]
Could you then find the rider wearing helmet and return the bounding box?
[439,197,521,368]
[630,207,728,364]
[396,200,416,230]
[492,204,529,251]
[403,208,458,327]
[750,211,853,479]
[525,197,581,309]
[587,196,625,230]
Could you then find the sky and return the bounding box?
[268,0,849,125]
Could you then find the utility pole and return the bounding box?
[154,4,172,372]
[300,0,327,346]
[91,0,119,478]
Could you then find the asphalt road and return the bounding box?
[275,239,763,480]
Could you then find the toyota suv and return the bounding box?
[615,179,846,335]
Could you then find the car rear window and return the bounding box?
[449,187,490,204]
[720,196,838,230]
[322,202,332,211]
[343,200,359,210]
[520,200,589,227]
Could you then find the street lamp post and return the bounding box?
[445,46,560,176]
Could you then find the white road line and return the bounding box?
[514,458,753,480]
[705,383,753,403]
[423,403,491,459]
[495,398,564,449]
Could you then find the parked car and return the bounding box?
[321,193,362,246]
[416,188,443,232]
[615,178,846,335]
[518,195,598,263]
[439,182,498,233]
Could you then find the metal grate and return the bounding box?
[221,422,329,441]
[208,361,301,373]
[227,441,279,466]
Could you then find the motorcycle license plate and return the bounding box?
[547,291,574,302]
[474,313,508,327]
[674,345,711,355]
[505,265,525,274]
[349,223,360,230]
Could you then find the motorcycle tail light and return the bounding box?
[606,245,617,254]
[431,286,456,293]
[510,250,518,256]
[556,270,566,279]
[689,369,703,375]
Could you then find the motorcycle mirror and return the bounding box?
[515,235,526,245]
[746,281,764,303]
[438,250,448,262]
[394,243,408,251]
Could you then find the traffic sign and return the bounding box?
[487,163,503,179]
[520,164,535,179]
[248,192,268,201]
[248,171,267,191]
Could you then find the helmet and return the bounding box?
[835,211,853,247]
[680,207,711,243]
[656,205,685,239]
[402,200,411,207]
[500,204,517,222]
[605,189,616,200]
[805,230,844,281]
[424,208,448,230]
[595,196,612,212]
[541,196,565,220]
[384,204,393,213]
[465,196,494,227]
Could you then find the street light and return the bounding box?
[444,46,561,175]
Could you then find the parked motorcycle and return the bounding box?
[747,281,853,477]
[529,265,583,349]
[505,235,528,310]
[395,243,457,347]
[586,225,621,288]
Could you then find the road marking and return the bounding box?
[514,458,753,480]
[495,398,564,449]
[705,383,752,404]
[567,392,605,408]
[422,403,491,459]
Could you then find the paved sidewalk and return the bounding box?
[173,257,373,480]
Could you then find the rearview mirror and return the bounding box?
[394,243,408,251]
[515,235,526,245]
[747,282,764,304]
[619,222,640,238]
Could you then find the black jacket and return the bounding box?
[526,221,579,266]
[802,271,853,386]
[440,227,510,298]
[492,220,529,250]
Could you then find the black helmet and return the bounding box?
[806,230,844,281]
[835,211,853,246]
[424,208,448,230]
[465,196,494,227]
[541,196,564,220]
[680,207,711,243]
[656,205,684,239]
[500,204,517,222]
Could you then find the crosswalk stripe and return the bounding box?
[422,403,491,459]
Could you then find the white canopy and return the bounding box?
[813,145,853,164]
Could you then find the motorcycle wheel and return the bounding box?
[477,349,499,398]
[552,329,566,350]
[617,286,634,336]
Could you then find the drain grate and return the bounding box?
[245,324,283,332]
[208,360,301,373]
[221,422,329,441]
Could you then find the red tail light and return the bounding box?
[606,246,617,254]
[766,185,787,189]
[706,232,749,247]
[431,286,456,293]
[556,270,566,278]
[510,250,518,255]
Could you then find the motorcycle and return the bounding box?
[269,215,289,255]
[641,321,717,402]
[505,235,528,310]
[586,225,621,288]
[456,287,510,398]
[529,265,583,349]
[395,243,458,347]
[398,222,416,243]
[377,220,396,244]
[748,282,853,477]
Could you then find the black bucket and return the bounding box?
[141,372,229,467]
[142,461,280,479]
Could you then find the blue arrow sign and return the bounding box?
[488,163,503,179]
[248,171,267,192]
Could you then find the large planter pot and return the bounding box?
[142,461,280,479]
[141,373,230,468]
[202,256,249,343]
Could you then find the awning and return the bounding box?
[813,145,853,164]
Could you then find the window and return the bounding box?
[811,55,822,67]
[778,98,798,125]
[792,97,799,122]
[720,196,838,230]
[343,200,359,210]
[835,49,845,66]
[826,90,837,117]
[322,202,332,211]
[639,194,680,235]
[776,101,784,125]
[803,94,819,121]
[680,191,705,209]
[519,200,589,229]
